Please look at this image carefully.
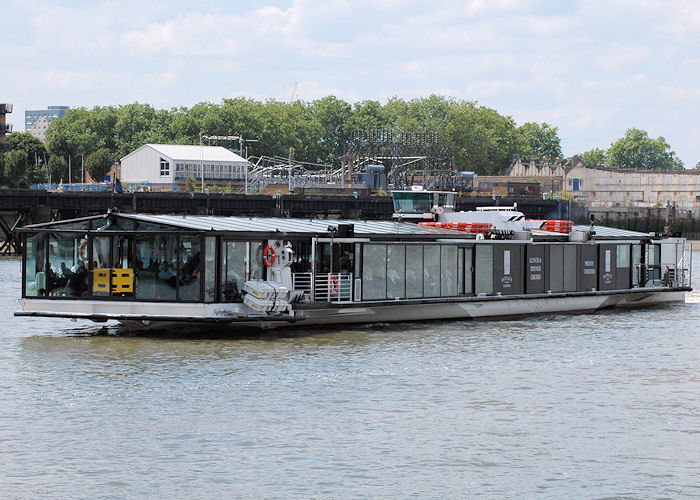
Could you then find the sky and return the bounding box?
[2,0,699,167]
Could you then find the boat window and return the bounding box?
[616,245,630,268]
[221,241,247,302]
[438,193,456,209]
[24,232,47,297]
[424,245,441,297]
[290,241,313,273]
[464,247,474,295]
[475,245,493,295]
[362,244,387,300]
[250,242,265,280]
[457,248,464,294]
[405,245,424,298]
[44,233,88,298]
[392,192,431,213]
[134,235,177,301]
[204,237,216,302]
[387,245,406,299]
[178,236,201,301]
[440,245,458,296]
[631,244,642,286]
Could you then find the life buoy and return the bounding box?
[329,274,339,296]
[78,239,88,261]
[263,245,276,267]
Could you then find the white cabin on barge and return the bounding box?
[15,211,692,331]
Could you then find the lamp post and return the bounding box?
[199,132,204,193]
[243,139,258,195]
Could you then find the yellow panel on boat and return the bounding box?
[92,268,110,295]
[111,268,134,293]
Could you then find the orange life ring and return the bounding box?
[263,245,276,267]
[78,239,88,261]
[329,274,339,296]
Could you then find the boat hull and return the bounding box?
[16,288,688,332]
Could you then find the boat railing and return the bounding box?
[292,272,354,302]
[292,272,313,297]
[313,273,354,302]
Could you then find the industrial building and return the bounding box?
[0,103,12,153]
[120,144,249,189]
[508,157,700,207]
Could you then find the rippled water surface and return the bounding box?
[1,255,699,498]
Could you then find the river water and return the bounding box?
[0,255,699,499]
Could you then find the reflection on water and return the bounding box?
[1,255,699,498]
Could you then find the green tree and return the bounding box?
[85,148,113,182]
[516,122,562,161]
[47,156,68,183]
[694,161,700,170]
[445,100,519,175]
[607,128,684,170]
[580,148,607,166]
[347,100,387,131]
[310,96,352,164]
[6,132,47,161]
[185,175,197,193]
[4,149,29,187]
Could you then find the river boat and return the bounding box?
[14,191,692,330]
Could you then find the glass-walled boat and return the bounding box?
[16,211,692,331]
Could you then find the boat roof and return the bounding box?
[21,212,467,239]
[20,213,655,241]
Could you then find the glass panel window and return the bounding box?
[48,233,87,298]
[250,241,265,280]
[178,235,201,301]
[205,237,216,302]
[387,245,406,299]
[362,244,387,300]
[221,241,247,302]
[475,245,493,295]
[632,244,642,286]
[24,233,47,297]
[440,245,458,296]
[616,244,630,268]
[134,235,177,301]
[464,247,474,295]
[405,245,424,298]
[424,245,441,297]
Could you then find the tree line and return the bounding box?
[0,95,687,188]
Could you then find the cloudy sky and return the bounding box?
[3,0,699,167]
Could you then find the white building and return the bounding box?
[120,144,249,186]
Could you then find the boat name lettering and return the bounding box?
[529,265,542,272]
[530,273,542,280]
[213,309,234,316]
[584,260,594,267]
[529,257,542,264]
[583,269,596,275]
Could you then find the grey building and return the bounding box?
[25,105,69,141]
